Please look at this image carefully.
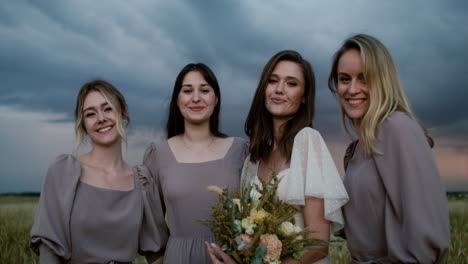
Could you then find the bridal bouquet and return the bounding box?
[200,173,327,264]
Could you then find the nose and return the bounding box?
[192,90,201,103]
[274,81,284,94]
[347,79,361,95]
[97,111,107,123]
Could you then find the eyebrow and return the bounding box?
[271,73,301,82]
[83,102,109,112]
[181,83,210,88]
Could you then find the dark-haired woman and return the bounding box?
[30,80,167,263]
[328,34,449,263]
[144,63,248,263]
[208,50,348,264]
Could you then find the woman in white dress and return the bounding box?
[208,50,348,263]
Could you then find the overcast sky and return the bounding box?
[1,0,467,193]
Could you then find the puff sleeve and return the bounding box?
[285,128,349,233]
[373,112,449,263]
[136,165,168,261]
[140,144,169,261]
[143,143,161,188]
[30,154,81,262]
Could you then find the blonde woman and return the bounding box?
[30,80,167,263]
[328,34,450,263]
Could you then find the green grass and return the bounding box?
[1,195,467,263]
[0,196,38,263]
[447,198,468,262]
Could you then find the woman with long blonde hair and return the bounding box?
[328,34,449,263]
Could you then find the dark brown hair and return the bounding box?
[245,50,316,162]
[166,63,226,138]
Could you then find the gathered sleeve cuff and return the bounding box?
[30,154,81,260]
[138,151,169,258]
[373,112,450,263]
[285,128,349,233]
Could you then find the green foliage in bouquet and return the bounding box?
[199,170,328,263]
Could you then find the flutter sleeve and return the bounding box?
[140,144,169,262]
[285,128,349,233]
[373,112,449,263]
[30,154,81,261]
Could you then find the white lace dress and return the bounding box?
[241,127,349,264]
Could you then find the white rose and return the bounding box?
[241,218,257,235]
[279,221,295,235]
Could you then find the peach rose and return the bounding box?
[259,234,282,262]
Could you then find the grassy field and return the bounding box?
[0,195,466,263]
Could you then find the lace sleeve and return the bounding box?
[285,128,349,233]
[240,155,258,189]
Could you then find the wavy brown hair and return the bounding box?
[245,50,315,163]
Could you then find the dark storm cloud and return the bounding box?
[0,1,281,131]
[1,0,467,192]
[2,0,467,134]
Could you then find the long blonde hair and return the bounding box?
[328,34,432,154]
[74,80,130,154]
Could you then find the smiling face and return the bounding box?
[337,49,370,122]
[177,70,218,126]
[82,90,120,147]
[264,60,305,120]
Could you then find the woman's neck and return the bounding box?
[272,117,288,149]
[183,121,214,143]
[86,142,125,170]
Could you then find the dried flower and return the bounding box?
[232,198,241,212]
[249,187,262,204]
[207,185,224,196]
[240,234,253,245]
[233,219,242,233]
[259,234,282,262]
[241,218,257,235]
[249,208,269,223]
[236,234,254,250]
[199,173,327,263]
